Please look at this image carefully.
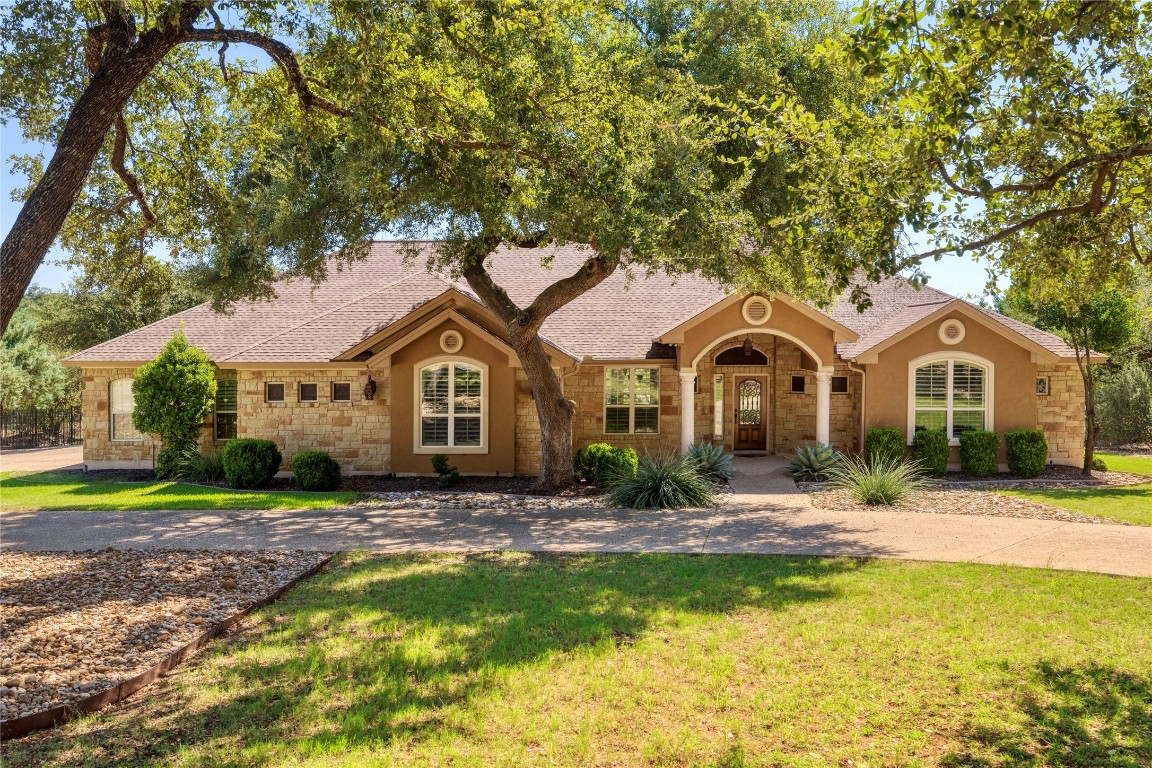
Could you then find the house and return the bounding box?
[65,242,1086,475]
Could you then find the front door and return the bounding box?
[734,376,767,451]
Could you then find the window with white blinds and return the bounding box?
[109,379,142,441]
[913,359,988,439]
[605,367,660,434]
[418,361,485,450]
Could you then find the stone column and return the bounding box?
[815,370,832,445]
[678,369,696,451]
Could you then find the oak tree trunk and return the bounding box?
[509,331,577,492]
[0,6,202,333]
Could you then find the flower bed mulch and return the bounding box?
[809,488,1129,525]
[0,549,329,737]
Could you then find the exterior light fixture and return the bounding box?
[742,336,754,356]
[363,374,377,401]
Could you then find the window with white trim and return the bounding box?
[110,378,142,441]
[419,361,484,449]
[605,367,660,433]
[913,359,988,439]
[215,379,238,441]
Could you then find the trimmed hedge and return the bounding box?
[1005,429,1048,478]
[221,439,282,489]
[958,430,999,477]
[575,443,639,486]
[292,450,342,491]
[865,427,905,466]
[910,429,949,477]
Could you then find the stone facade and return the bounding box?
[1036,364,1086,463]
[514,369,543,476]
[567,363,681,455]
[81,367,166,469]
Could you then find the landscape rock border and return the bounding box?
[0,554,333,741]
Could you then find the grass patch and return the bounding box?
[0,471,359,511]
[1003,484,1152,526]
[1096,452,1152,476]
[8,553,1151,767]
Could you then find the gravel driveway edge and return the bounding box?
[0,553,334,741]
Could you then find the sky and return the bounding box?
[1,120,1004,302]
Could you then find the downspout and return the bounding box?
[846,361,866,455]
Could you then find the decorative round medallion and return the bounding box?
[440,330,464,353]
[741,296,772,325]
[938,318,965,345]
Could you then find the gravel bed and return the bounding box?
[351,489,613,510]
[809,488,1129,525]
[0,549,328,724]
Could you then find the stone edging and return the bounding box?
[0,554,335,741]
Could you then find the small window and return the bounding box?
[215,379,238,441]
[265,383,285,403]
[332,382,352,402]
[299,383,318,402]
[831,376,849,394]
[790,375,806,394]
[605,367,660,434]
[110,378,142,441]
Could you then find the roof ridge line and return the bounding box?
[219,271,435,362]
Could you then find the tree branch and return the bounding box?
[932,143,1152,198]
[110,114,156,229]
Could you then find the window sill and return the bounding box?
[414,446,489,455]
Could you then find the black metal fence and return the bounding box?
[0,405,82,449]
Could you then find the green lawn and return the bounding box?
[0,471,359,511]
[1001,453,1152,527]
[9,553,1151,768]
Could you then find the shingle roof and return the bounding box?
[66,242,1076,364]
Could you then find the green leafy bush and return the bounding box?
[829,455,928,505]
[431,454,461,488]
[686,441,734,482]
[958,430,999,477]
[1092,456,1108,472]
[292,450,341,491]
[910,429,949,478]
[221,439,283,489]
[173,446,225,482]
[608,453,714,509]
[574,443,639,486]
[1005,429,1048,478]
[786,442,842,482]
[1097,363,1152,445]
[131,331,217,478]
[865,427,905,466]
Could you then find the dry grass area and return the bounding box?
[6,552,1151,767]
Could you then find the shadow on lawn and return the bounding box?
[943,662,1152,768]
[6,552,862,767]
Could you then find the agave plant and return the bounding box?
[828,455,928,505]
[685,441,735,481]
[785,442,842,482]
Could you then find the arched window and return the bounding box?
[109,378,142,441]
[417,360,486,451]
[911,357,991,442]
[714,347,769,366]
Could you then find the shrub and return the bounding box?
[910,429,949,478]
[958,430,999,477]
[1005,429,1048,478]
[173,446,225,483]
[686,441,734,482]
[574,443,639,486]
[221,439,282,489]
[786,442,842,482]
[1092,456,1108,472]
[865,427,905,466]
[431,454,461,488]
[608,453,714,509]
[292,450,341,491]
[828,455,929,505]
[131,331,217,478]
[1097,363,1152,445]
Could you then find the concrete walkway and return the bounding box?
[3,456,1148,577]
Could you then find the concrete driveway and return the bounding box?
[0,445,84,473]
[2,457,1149,578]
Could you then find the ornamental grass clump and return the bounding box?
[608,453,714,509]
[828,455,928,506]
[173,446,226,483]
[686,441,734,482]
[786,442,842,482]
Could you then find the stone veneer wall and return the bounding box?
[1036,364,1086,462]
[567,363,681,455]
[514,368,543,476]
[233,367,391,473]
[81,367,167,468]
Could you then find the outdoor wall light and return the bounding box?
[742,336,754,356]
[363,375,377,401]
